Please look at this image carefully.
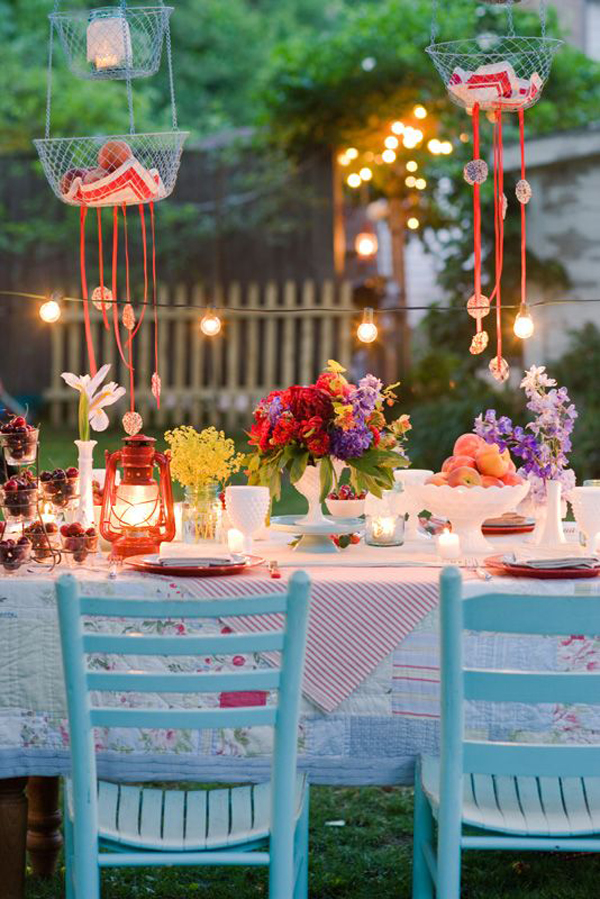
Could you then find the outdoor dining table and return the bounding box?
[1,532,599,898]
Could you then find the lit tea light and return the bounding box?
[227,528,246,554]
[366,515,404,547]
[436,528,461,560]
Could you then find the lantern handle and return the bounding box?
[154,450,177,542]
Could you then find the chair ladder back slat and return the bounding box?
[83,631,285,656]
[89,706,277,730]
[81,595,289,618]
[464,669,600,705]
[463,594,600,636]
[464,742,600,778]
[86,669,281,694]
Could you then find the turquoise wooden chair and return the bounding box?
[55,570,311,899]
[413,566,600,899]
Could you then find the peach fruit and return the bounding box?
[441,455,477,474]
[426,473,448,486]
[98,140,132,173]
[475,444,510,479]
[453,433,485,458]
[481,475,504,488]
[447,466,482,488]
[500,472,524,486]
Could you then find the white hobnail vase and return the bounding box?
[74,439,97,529]
[225,486,270,553]
[570,486,600,550]
[529,480,567,548]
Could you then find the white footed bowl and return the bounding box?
[570,487,600,549]
[410,482,530,554]
[325,498,366,519]
[393,469,434,541]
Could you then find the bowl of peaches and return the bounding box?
[412,433,530,553]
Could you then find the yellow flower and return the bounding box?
[164,426,244,490]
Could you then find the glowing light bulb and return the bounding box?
[407,217,420,230]
[405,176,417,188]
[355,232,378,258]
[406,160,418,172]
[440,141,453,155]
[39,298,62,323]
[415,178,427,190]
[514,305,535,339]
[338,153,350,166]
[200,309,222,336]
[359,167,373,181]
[384,135,399,150]
[347,173,362,188]
[391,121,405,135]
[382,149,396,164]
[414,105,428,119]
[460,132,469,143]
[346,147,359,160]
[427,139,441,155]
[357,307,378,344]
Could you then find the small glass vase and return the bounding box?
[182,485,223,544]
[74,439,97,529]
[365,514,405,547]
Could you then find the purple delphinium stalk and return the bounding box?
[474,365,577,503]
[330,423,373,460]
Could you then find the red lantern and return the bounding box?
[100,435,176,559]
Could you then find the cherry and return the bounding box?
[4,479,18,492]
[66,467,79,479]
[60,524,71,537]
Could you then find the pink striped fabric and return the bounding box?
[181,567,441,712]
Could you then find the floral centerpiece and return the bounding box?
[164,426,244,541]
[246,361,411,506]
[474,365,577,545]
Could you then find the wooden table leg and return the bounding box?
[0,777,28,899]
[26,776,63,879]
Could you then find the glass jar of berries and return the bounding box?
[0,536,31,573]
[0,416,39,466]
[1,473,39,522]
[60,522,99,566]
[40,467,80,512]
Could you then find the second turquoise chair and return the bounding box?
[413,566,600,898]
[56,569,311,899]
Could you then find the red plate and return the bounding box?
[125,554,265,578]
[482,524,535,536]
[485,554,600,580]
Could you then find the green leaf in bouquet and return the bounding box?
[319,455,334,501]
[290,450,310,484]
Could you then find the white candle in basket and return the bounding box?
[436,528,461,560]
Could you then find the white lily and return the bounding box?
[61,364,126,440]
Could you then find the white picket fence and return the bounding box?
[45,280,355,430]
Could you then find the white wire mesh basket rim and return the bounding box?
[49,6,174,22]
[426,36,563,60]
[34,130,188,147]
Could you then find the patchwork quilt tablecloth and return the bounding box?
[1,564,599,786]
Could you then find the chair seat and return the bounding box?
[67,775,307,852]
[421,757,600,837]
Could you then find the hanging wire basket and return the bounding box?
[426,34,562,112]
[50,5,173,80]
[33,131,188,207]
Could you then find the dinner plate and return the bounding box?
[481,523,535,536]
[125,554,265,578]
[484,553,600,580]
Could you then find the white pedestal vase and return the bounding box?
[74,439,97,529]
[528,480,567,549]
[294,460,343,526]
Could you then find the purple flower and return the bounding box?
[330,424,373,460]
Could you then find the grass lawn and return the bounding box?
[24,785,600,898]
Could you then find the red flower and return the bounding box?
[316,372,354,400]
[249,419,272,453]
[271,414,297,446]
[370,427,381,447]
[283,385,333,423]
[307,433,330,457]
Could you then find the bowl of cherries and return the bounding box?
[0,416,39,465]
[326,485,367,519]
[24,521,60,562]
[0,536,32,573]
[40,467,79,511]
[60,522,99,565]
[1,472,39,521]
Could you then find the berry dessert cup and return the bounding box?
[24,521,60,562]
[0,536,31,573]
[1,475,39,522]
[326,485,367,519]
[40,467,80,512]
[60,523,99,566]
[0,417,39,466]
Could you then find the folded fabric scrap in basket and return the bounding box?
[64,157,166,207]
[448,61,542,110]
[503,554,600,570]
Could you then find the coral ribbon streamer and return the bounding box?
[472,104,483,334]
[131,205,148,339]
[122,205,136,414]
[519,108,527,306]
[493,110,505,365]
[150,202,160,409]
[79,207,97,376]
[111,206,132,371]
[97,208,109,331]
